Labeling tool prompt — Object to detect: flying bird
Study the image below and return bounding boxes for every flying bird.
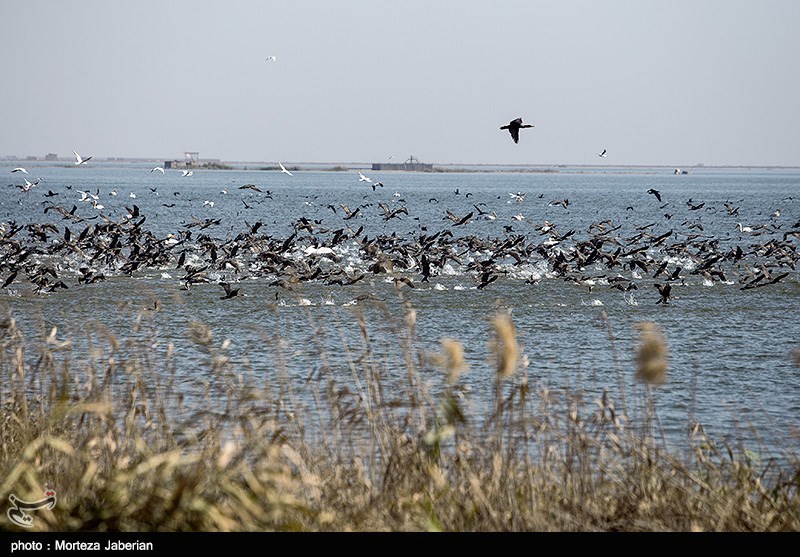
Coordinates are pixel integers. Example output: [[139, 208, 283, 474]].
[[150, 167, 165, 174], [219, 281, 240, 300], [181, 170, 193, 177], [73, 150, 92, 165], [654, 283, 672, 305], [358, 172, 373, 183], [278, 162, 294, 176], [646, 189, 662, 202], [500, 117, 534, 144], [11, 167, 28, 174], [266, 56, 277, 62]]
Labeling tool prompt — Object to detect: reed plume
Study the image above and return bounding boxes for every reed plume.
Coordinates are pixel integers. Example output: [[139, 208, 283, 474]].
[[635, 322, 668, 385]]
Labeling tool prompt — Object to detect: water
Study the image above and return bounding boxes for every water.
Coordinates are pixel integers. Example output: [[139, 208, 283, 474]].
[[2, 163, 799, 459]]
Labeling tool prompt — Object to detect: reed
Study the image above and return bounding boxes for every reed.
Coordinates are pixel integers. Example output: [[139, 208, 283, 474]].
[[0, 303, 798, 532]]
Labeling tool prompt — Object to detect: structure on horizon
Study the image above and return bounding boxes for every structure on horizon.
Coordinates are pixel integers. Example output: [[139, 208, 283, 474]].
[[165, 151, 200, 169], [372, 155, 433, 172]]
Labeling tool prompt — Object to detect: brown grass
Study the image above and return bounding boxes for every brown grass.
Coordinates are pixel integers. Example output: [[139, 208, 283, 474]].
[[0, 303, 798, 532]]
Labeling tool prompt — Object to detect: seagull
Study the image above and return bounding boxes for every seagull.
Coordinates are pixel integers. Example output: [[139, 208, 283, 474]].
[[11, 167, 28, 174], [18, 178, 36, 192], [358, 172, 373, 183], [509, 192, 526, 203], [73, 150, 92, 165], [266, 56, 277, 62], [598, 149, 608, 158], [278, 162, 294, 176], [500, 117, 534, 144], [150, 166, 165, 174], [181, 170, 193, 177]]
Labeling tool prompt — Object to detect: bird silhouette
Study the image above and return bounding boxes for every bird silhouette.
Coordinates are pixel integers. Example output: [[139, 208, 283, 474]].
[[500, 117, 533, 144], [647, 189, 662, 202]]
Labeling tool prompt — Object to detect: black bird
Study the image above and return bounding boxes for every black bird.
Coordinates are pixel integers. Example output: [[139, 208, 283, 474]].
[[219, 281, 240, 300], [500, 117, 534, 144], [452, 211, 473, 226], [2, 271, 18, 289], [647, 189, 662, 202], [654, 283, 672, 304]]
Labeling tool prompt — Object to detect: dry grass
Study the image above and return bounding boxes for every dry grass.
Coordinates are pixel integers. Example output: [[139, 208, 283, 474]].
[[0, 304, 798, 532]]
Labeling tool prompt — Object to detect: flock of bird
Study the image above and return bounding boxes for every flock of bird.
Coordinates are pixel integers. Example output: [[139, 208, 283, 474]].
[[2, 157, 798, 305]]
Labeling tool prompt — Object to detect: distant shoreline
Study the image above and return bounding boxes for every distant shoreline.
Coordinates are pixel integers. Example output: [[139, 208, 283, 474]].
[[3, 158, 799, 172]]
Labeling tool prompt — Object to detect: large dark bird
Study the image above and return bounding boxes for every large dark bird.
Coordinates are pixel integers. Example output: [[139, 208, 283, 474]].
[[646, 189, 662, 202], [500, 117, 533, 144], [654, 283, 672, 304], [219, 281, 240, 300]]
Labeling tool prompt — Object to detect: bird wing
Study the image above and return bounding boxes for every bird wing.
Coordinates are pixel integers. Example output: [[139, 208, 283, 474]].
[[73, 151, 82, 163], [509, 127, 520, 143]]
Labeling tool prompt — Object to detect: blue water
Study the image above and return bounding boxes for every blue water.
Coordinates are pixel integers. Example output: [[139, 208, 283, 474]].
[[2, 162, 799, 460]]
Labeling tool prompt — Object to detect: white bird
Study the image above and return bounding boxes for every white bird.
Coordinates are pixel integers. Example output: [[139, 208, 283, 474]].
[[110, 190, 118, 196], [181, 170, 193, 177], [509, 192, 526, 203], [771, 209, 781, 218], [19, 178, 35, 192], [598, 149, 608, 158], [150, 167, 165, 174], [278, 162, 294, 176], [203, 200, 215, 207], [736, 222, 753, 233], [77, 189, 99, 202], [358, 172, 373, 183], [11, 167, 28, 174], [512, 214, 525, 221], [129, 193, 137, 199], [266, 56, 277, 62], [73, 150, 92, 165]]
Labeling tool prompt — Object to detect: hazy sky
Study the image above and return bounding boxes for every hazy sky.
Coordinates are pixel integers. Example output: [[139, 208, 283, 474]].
[[3, 1, 799, 166]]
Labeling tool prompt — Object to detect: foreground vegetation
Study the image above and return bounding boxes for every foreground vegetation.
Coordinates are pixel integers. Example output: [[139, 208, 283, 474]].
[[0, 301, 798, 532]]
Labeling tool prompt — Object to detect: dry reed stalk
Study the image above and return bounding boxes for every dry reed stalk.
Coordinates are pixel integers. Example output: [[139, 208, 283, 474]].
[[490, 312, 519, 380], [635, 322, 668, 386], [432, 338, 468, 385]]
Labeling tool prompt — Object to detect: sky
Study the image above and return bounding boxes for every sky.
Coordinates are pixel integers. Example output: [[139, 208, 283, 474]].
[[2, 1, 799, 166]]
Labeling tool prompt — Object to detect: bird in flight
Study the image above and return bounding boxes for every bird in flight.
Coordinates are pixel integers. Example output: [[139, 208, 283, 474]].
[[181, 170, 193, 177], [266, 56, 277, 62], [358, 172, 373, 183], [278, 162, 294, 176], [500, 117, 533, 144], [150, 166, 165, 174], [598, 149, 608, 158], [11, 167, 28, 174], [646, 189, 662, 202], [73, 150, 92, 165]]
